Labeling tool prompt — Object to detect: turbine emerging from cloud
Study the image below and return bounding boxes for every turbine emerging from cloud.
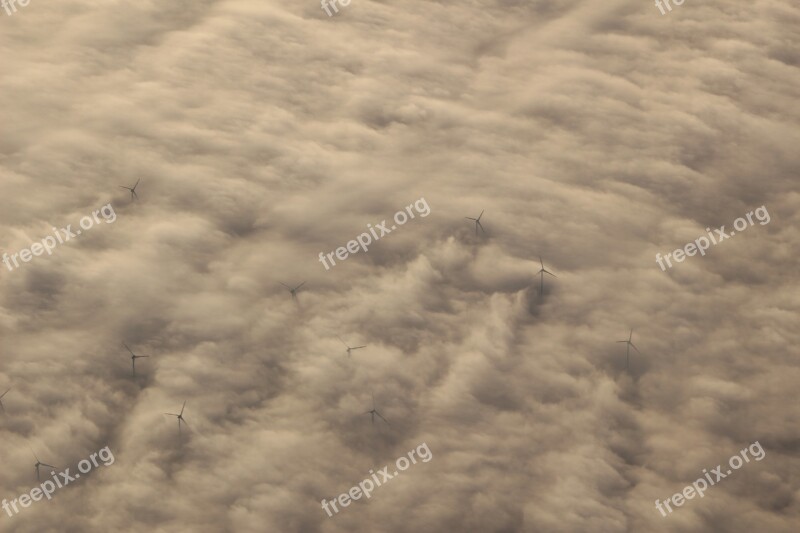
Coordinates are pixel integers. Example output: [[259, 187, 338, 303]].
[[337, 336, 366, 357], [279, 281, 306, 300], [119, 178, 140, 200], [465, 210, 486, 236], [122, 343, 150, 377], [616, 329, 641, 371], [0, 386, 10, 413], [536, 256, 557, 294], [365, 394, 389, 426], [32, 450, 56, 482], [164, 401, 189, 437]]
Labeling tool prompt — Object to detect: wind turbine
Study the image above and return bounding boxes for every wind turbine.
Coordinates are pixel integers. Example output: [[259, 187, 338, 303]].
[[32, 450, 56, 481], [119, 178, 140, 200], [0, 387, 10, 413], [616, 329, 641, 371], [536, 256, 557, 293], [337, 336, 366, 357], [123, 343, 150, 377], [365, 394, 389, 426], [164, 401, 188, 436], [465, 210, 486, 236], [279, 281, 306, 300]]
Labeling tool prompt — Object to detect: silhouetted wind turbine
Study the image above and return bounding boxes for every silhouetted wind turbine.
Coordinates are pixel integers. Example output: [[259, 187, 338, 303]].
[[280, 281, 306, 300], [536, 256, 557, 293], [164, 401, 188, 436], [123, 343, 149, 377], [119, 178, 140, 200], [0, 387, 10, 413], [365, 394, 389, 426], [32, 450, 56, 481], [616, 329, 641, 370], [465, 210, 486, 236], [337, 336, 366, 357]]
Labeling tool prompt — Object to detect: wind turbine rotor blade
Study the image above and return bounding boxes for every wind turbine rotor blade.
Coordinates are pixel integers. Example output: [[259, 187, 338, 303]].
[[41, 463, 56, 469], [630, 343, 641, 353], [279, 282, 291, 289], [352, 346, 366, 350], [180, 401, 186, 416], [134, 178, 140, 188], [376, 412, 390, 426], [0, 387, 10, 398], [465, 217, 476, 221], [295, 281, 306, 290], [123, 343, 136, 356]]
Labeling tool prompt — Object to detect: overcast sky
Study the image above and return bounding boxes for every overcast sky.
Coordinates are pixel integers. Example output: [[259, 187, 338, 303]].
[[1, 0, 799, 532]]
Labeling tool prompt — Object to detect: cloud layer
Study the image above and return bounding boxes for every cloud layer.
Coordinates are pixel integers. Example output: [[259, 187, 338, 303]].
[[1, 1, 798, 532]]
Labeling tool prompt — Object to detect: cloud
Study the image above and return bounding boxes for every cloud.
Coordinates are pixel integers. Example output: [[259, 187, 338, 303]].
[[0, 0, 798, 531]]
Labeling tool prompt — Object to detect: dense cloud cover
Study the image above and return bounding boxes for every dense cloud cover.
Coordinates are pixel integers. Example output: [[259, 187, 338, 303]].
[[1, 0, 798, 532]]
